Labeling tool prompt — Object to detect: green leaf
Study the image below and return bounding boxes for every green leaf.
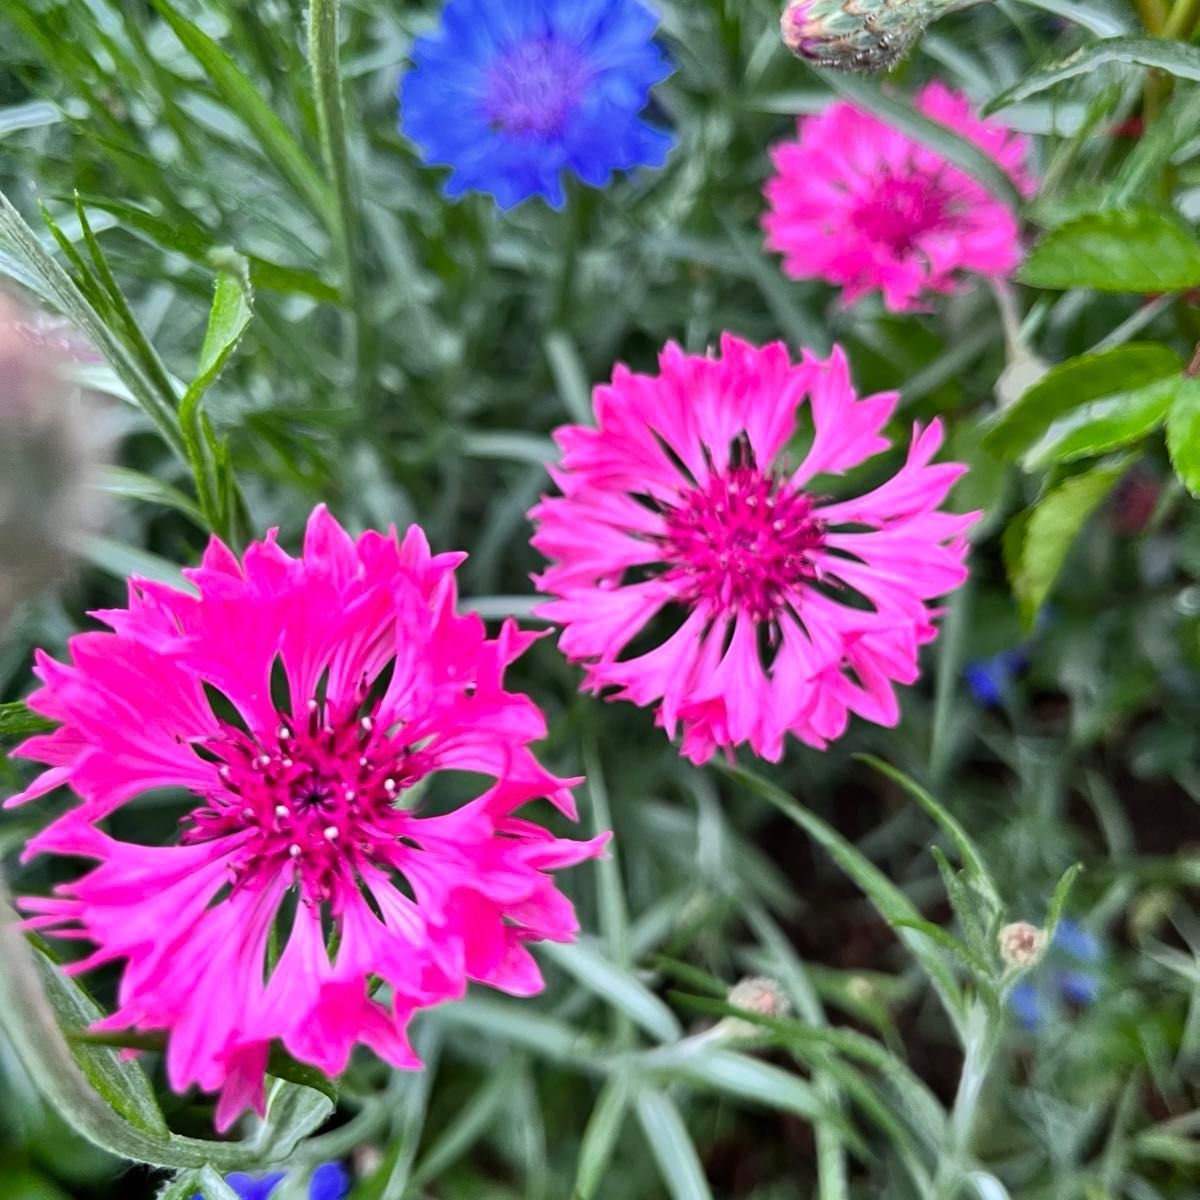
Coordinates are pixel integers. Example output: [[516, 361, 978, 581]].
[[855, 755, 1002, 912], [719, 764, 965, 1031], [1044, 863, 1085, 939], [0, 701, 55, 738], [539, 940, 682, 1044], [1167, 377, 1200, 496], [76, 535, 189, 589], [1005, 457, 1131, 628], [148, 0, 334, 227], [1018, 210, 1200, 293], [1107, 87, 1200, 208], [94, 466, 206, 525], [985, 37, 1200, 112], [30, 946, 168, 1138], [189, 268, 254, 407], [634, 1088, 714, 1200], [984, 344, 1182, 463], [573, 1073, 634, 1200]]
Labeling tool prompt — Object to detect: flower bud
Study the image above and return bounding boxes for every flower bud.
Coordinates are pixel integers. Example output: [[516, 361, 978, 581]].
[[780, 0, 965, 72], [0, 295, 103, 630], [998, 921, 1048, 970], [716, 976, 791, 1040]]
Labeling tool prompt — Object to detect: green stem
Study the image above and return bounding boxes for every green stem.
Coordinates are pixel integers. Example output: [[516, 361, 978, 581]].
[[308, 0, 371, 408], [1163, 0, 1200, 39]]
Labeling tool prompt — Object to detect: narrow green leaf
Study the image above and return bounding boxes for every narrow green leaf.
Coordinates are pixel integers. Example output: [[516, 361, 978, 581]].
[[1044, 863, 1085, 939], [985, 36, 1200, 112], [984, 341, 1177, 464], [95, 466, 206, 525], [1107, 87, 1200, 207], [1005, 457, 1130, 628], [856, 755, 1002, 910], [76, 535, 189, 589], [540, 940, 682, 1044], [719, 764, 965, 1029], [0, 701, 55, 738], [1018, 210, 1200, 293], [192, 269, 254, 402], [572, 1073, 633, 1200], [149, 0, 334, 226], [634, 1088, 714, 1200], [544, 330, 594, 425], [428, 996, 598, 1064], [31, 947, 168, 1137], [1167, 377, 1200, 496]]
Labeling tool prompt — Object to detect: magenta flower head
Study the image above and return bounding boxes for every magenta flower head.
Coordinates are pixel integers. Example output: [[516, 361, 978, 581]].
[[530, 335, 976, 764], [8, 507, 606, 1129], [763, 82, 1035, 312]]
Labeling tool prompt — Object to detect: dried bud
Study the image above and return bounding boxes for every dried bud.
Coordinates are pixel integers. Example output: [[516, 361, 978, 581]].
[[780, 0, 975, 72], [0, 295, 104, 630], [998, 921, 1048, 970]]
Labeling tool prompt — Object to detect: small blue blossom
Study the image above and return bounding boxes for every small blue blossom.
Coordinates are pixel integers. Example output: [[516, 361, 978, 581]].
[[196, 1163, 349, 1200], [964, 647, 1028, 708], [399, 0, 675, 208], [1009, 918, 1103, 1031]]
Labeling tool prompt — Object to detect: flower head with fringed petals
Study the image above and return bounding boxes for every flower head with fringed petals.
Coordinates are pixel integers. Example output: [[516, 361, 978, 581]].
[[530, 334, 977, 764], [9, 507, 605, 1129], [398, 0, 674, 209], [763, 82, 1034, 312]]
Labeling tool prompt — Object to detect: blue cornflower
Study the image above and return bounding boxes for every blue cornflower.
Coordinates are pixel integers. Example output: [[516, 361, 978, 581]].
[[197, 1163, 350, 1200], [399, 0, 675, 208], [964, 647, 1028, 708], [1009, 918, 1102, 1031]]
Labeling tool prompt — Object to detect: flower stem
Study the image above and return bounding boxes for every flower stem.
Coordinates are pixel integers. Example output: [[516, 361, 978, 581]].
[[308, 0, 372, 409], [1163, 0, 1200, 39]]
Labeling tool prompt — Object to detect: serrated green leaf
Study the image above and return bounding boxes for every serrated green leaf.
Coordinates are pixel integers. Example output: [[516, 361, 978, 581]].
[[634, 1088, 713, 1200], [1167, 377, 1200, 496], [1005, 457, 1131, 628], [1018, 210, 1200, 293], [985, 36, 1200, 112]]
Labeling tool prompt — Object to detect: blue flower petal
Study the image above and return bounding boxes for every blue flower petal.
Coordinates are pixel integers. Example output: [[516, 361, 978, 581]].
[[1058, 969, 1100, 1006], [1053, 918, 1102, 964], [398, 0, 675, 207], [309, 1162, 352, 1200], [1008, 980, 1044, 1031]]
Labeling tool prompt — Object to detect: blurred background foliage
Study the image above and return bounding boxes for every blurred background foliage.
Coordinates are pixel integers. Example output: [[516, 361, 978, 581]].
[[1, 0, 1200, 1197]]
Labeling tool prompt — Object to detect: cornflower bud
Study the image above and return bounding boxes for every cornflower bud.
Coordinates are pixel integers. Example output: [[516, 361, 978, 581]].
[[998, 921, 1048, 970]]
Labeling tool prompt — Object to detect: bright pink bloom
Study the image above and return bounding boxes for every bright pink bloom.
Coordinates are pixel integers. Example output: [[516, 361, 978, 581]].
[[9, 507, 604, 1130], [530, 335, 976, 764], [763, 82, 1035, 312]]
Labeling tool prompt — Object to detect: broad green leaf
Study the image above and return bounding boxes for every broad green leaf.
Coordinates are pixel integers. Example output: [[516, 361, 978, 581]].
[[634, 1088, 714, 1200], [148, 0, 334, 227], [985, 37, 1200, 112], [984, 344, 1182, 461], [1018, 210, 1200, 293], [540, 940, 681, 1044], [573, 1074, 634, 1200], [31, 947, 168, 1138], [1167, 377, 1200, 496], [1005, 457, 1131, 628], [0, 701, 54, 738]]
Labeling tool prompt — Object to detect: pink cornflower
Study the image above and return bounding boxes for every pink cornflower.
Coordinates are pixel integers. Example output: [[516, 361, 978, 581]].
[[8, 506, 605, 1129], [530, 334, 976, 764], [763, 82, 1035, 312]]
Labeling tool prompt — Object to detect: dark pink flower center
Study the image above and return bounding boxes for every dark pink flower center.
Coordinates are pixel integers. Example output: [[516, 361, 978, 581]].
[[852, 174, 949, 254], [185, 697, 421, 902], [483, 37, 590, 137], [659, 463, 825, 621]]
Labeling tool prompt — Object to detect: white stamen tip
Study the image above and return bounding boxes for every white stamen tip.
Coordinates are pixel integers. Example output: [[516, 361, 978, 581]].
[[256, 754, 271, 768], [277, 725, 291, 739], [323, 826, 339, 841], [359, 756, 369, 767], [307, 698, 319, 711], [288, 843, 302, 858], [275, 804, 289, 818], [219, 765, 231, 778], [360, 716, 374, 731], [344, 789, 357, 801], [281, 758, 293, 768], [384, 778, 397, 794]]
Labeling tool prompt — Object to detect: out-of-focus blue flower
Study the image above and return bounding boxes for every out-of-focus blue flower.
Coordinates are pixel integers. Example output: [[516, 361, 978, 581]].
[[1009, 918, 1103, 1031], [197, 1163, 350, 1200], [398, 0, 675, 208], [964, 647, 1028, 707]]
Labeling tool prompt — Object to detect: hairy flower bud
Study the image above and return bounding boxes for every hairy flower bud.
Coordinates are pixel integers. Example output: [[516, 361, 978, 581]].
[[716, 976, 792, 1040], [780, 0, 973, 72], [0, 296, 103, 630], [998, 921, 1048, 970]]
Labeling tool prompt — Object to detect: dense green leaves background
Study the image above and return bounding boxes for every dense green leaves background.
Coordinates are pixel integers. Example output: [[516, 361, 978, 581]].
[[1, 0, 1200, 1197]]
